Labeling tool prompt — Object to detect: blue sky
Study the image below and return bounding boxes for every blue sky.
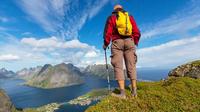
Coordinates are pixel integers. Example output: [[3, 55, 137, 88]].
[[0, 0, 200, 71]]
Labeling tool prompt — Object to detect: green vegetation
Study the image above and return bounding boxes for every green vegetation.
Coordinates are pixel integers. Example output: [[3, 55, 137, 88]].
[[82, 89, 108, 98], [11, 103, 60, 112], [69, 88, 108, 106], [191, 60, 200, 66], [22, 103, 60, 112], [26, 75, 51, 89], [86, 77, 200, 112]]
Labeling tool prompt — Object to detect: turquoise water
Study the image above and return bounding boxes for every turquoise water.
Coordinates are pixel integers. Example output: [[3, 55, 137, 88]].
[[0, 69, 169, 112]]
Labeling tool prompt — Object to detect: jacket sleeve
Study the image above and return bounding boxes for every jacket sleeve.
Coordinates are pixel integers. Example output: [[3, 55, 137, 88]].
[[103, 16, 113, 47], [130, 16, 141, 46]]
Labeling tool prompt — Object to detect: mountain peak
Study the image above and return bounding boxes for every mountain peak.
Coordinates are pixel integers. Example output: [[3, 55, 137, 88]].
[[38, 64, 52, 75], [57, 62, 67, 66], [43, 64, 52, 68], [24, 62, 84, 88], [0, 68, 16, 78], [55, 63, 74, 69], [0, 68, 7, 72]]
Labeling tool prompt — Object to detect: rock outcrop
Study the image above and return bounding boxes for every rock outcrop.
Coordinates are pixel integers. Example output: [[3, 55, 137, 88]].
[[168, 60, 200, 79], [0, 89, 17, 112]]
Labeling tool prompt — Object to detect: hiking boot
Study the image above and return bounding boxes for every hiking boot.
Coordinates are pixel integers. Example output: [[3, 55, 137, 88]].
[[111, 89, 126, 99], [131, 93, 137, 98], [111, 92, 126, 99], [131, 88, 137, 98]]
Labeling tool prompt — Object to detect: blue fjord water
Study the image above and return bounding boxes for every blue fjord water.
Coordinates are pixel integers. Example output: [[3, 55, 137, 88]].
[[0, 69, 169, 112]]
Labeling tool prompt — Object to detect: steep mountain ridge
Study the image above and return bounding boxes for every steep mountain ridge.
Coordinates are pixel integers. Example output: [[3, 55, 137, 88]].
[[17, 66, 42, 80], [0, 68, 16, 78], [25, 63, 84, 88]]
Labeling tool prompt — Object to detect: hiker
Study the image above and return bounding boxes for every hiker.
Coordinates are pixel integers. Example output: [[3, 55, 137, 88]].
[[103, 5, 141, 99]]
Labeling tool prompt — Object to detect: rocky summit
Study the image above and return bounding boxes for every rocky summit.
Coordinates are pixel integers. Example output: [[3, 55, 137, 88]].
[[168, 60, 200, 79]]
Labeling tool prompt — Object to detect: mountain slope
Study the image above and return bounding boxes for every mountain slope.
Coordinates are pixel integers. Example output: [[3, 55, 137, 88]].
[[86, 77, 200, 112], [25, 63, 84, 88], [17, 66, 42, 80], [0, 89, 18, 112], [86, 60, 200, 112]]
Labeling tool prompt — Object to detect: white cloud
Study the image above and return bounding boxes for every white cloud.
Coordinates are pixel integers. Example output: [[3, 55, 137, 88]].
[[85, 51, 98, 58], [88, 0, 109, 19], [142, 0, 200, 39], [0, 54, 20, 61], [137, 35, 200, 68], [0, 35, 101, 70], [21, 37, 59, 48], [21, 37, 91, 49], [0, 24, 105, 71], [1, 34, 200, 71], [18, 0, 109, 40]]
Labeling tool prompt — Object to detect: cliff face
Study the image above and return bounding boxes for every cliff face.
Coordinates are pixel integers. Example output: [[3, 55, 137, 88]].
[[0, 89, 16, 112], [25, 63, 84, 88], [17, 66, 42, 80], [168, 60, 200, 79]]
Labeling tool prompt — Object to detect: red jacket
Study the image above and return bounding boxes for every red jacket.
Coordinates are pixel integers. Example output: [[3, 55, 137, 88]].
[[103, 11, 141, 46]]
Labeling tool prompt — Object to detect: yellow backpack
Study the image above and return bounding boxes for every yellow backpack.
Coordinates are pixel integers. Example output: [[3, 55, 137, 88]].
[[116, 11, 132, 36]]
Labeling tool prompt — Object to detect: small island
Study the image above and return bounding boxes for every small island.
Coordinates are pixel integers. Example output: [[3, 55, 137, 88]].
[[68, 88, 108, 106]]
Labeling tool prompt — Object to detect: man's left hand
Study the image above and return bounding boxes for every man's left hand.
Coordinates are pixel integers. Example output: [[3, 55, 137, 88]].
[[103, 44, 107, 50]]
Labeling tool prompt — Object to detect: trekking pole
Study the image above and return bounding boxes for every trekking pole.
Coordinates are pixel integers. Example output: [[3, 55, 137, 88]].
[[104, 48, 111, 92]]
